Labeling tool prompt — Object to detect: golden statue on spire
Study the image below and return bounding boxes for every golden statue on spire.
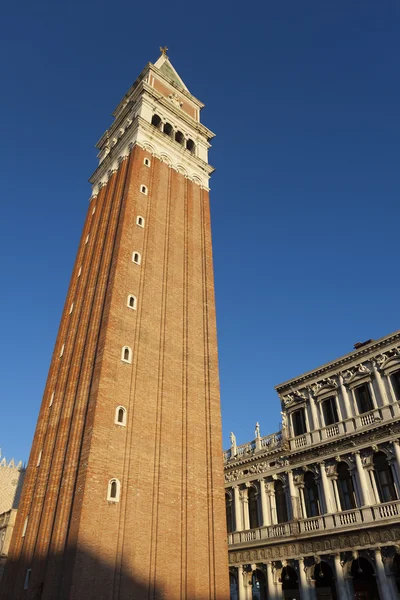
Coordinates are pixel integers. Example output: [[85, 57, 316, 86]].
[[160, 46, 168, 56]]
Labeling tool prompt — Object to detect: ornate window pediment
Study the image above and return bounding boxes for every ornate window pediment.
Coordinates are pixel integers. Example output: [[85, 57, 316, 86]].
[[375, 349, 400, 375], [343, 364, 371, 387], [282, 390, 307, 408], [310, 378, 338, 400]]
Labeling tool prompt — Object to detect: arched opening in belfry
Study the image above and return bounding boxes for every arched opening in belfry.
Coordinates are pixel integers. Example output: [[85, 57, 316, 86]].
[[252, 569, 267, 600], [314, 561, 337, 600], [351, 556, 379, 600], [163, 122, 173, 137], [275, 479, 288, 524], [151, 114, 162, 128], [175, 130, 185, 145], [373, 451, 397, 502], [186, 138, 195, 153], [304, 471, 320, 517], [281, 565, 299, 599], [337, 462, 357, 510]]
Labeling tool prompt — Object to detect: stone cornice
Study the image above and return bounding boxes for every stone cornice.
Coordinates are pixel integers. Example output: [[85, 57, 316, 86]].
[[275, 331, 400, 394]]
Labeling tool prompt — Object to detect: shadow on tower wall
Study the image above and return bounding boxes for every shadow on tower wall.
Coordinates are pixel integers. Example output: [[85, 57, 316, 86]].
[[0, 546, 230, 600]]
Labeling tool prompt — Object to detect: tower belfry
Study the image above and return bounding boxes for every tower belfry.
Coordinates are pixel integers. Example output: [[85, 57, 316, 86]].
[[1, 51, 228, 599]]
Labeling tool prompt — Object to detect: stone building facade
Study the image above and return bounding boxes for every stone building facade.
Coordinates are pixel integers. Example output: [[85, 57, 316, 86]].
[[225, 331, 400, 600], [0, 456, 25, 583]]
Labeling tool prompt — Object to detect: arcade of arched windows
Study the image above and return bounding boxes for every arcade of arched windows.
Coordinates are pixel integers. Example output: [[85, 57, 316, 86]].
[[150, 113, 196, 155], [225, 442, 400, 535], [229, 548, 400, 600]]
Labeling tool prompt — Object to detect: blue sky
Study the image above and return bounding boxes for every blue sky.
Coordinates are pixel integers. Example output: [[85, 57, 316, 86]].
[[1, 1, 399, 462]]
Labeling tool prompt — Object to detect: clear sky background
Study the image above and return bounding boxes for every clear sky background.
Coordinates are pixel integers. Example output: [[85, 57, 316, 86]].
[[1, 1, 399, 463]]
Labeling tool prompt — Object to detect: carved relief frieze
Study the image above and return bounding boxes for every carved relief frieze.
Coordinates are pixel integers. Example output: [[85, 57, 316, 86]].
[[228, 526, 400, 564]]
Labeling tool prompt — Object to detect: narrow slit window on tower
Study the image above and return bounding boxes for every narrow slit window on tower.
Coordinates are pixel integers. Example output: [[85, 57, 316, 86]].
[[36, 450, 42, 467], [85, 234, 89, 244], [132, 252, 141, 265], [24, 569, 31, 590], [78, 266, 82, 277], [144, 158, 151, 167], [22, 516, 29, 537], [121, 346, 132, 364], [107, 478, 121, 502], [186, 139, 195, 154], [127, 295, 137, 310], [92, 205, 96, 215], [59, 344, 65, 358], [115, 406, 127, 426], [69, 302, 74, 314], [49, 391, 55, 407], [140, 185, 148, 195], [175, 131, 185, 145], [136, 216, 144, 228]]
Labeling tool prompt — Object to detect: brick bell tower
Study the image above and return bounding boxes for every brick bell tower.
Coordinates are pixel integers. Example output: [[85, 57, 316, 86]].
[[1, 49, 229, 599]]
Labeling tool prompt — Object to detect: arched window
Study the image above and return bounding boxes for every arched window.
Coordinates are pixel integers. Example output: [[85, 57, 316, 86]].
[[186, 139, 195, 154], [275, 480, 288, 523], [144, 158, 151, 167], [281, 565, 299, 595], [163, 122, 173, 137], [337, 462, 356, 510], [354, 383, 374, 414], [136, 216, 145, 228], [374, 452, 397, 502], [292, 408, 307, 436], [391, 370, 400, 401], [121, 346, 132, 363], [115, 406, 127, 426], [314, 562, 337, 597], [248, 486, 259, 529], [140, 185, 148, 195], [107, 478, 121, 502], [151, 114, 162, 128], [175, 131, 185, 145], [252, 569, 267, 600], [132, 252, 141, 265], [225, 493, 233, 533], [304, 471, 320, 517], [322, 396, 339, 425], [351, 557, 379, 600], [127, 295, 137, 310]]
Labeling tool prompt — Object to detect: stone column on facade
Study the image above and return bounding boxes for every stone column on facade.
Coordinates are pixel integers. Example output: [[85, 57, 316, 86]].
[[333, 554, 350, 600], [338, 373, 353, 421], [237, 565, 246, 600], [299, 485, 307, 519], [371, 359, 389, 405], [287, 470, 299, 519], [308, 389, 320, 431], [366, 462, 380, 504], [298, 557, 311, 600], [319, 462, 334, 514], [354, 451, 371, 506], [259, 478, 270, 527], [233, 485, 243, 532], [241, 487, 250, 530], [391, 440, 400, 495], [268, 485, 277, 525], [331, 476, 341, 512], [374, 548, 394, 600], [266, 562, 276, 600]]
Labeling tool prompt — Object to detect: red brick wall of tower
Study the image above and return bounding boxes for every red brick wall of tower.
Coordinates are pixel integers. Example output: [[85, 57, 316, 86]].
[[0, 145, 229, 600]]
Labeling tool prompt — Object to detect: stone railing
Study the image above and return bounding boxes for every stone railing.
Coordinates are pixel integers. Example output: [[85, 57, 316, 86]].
[[288, 405, 397, 451], [228, 499, 400, 546], [224, 432, 282, 463]]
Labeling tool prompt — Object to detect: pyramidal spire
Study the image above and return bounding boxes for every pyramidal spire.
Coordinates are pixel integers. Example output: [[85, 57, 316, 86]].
[[153, 46, 189, 92]]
